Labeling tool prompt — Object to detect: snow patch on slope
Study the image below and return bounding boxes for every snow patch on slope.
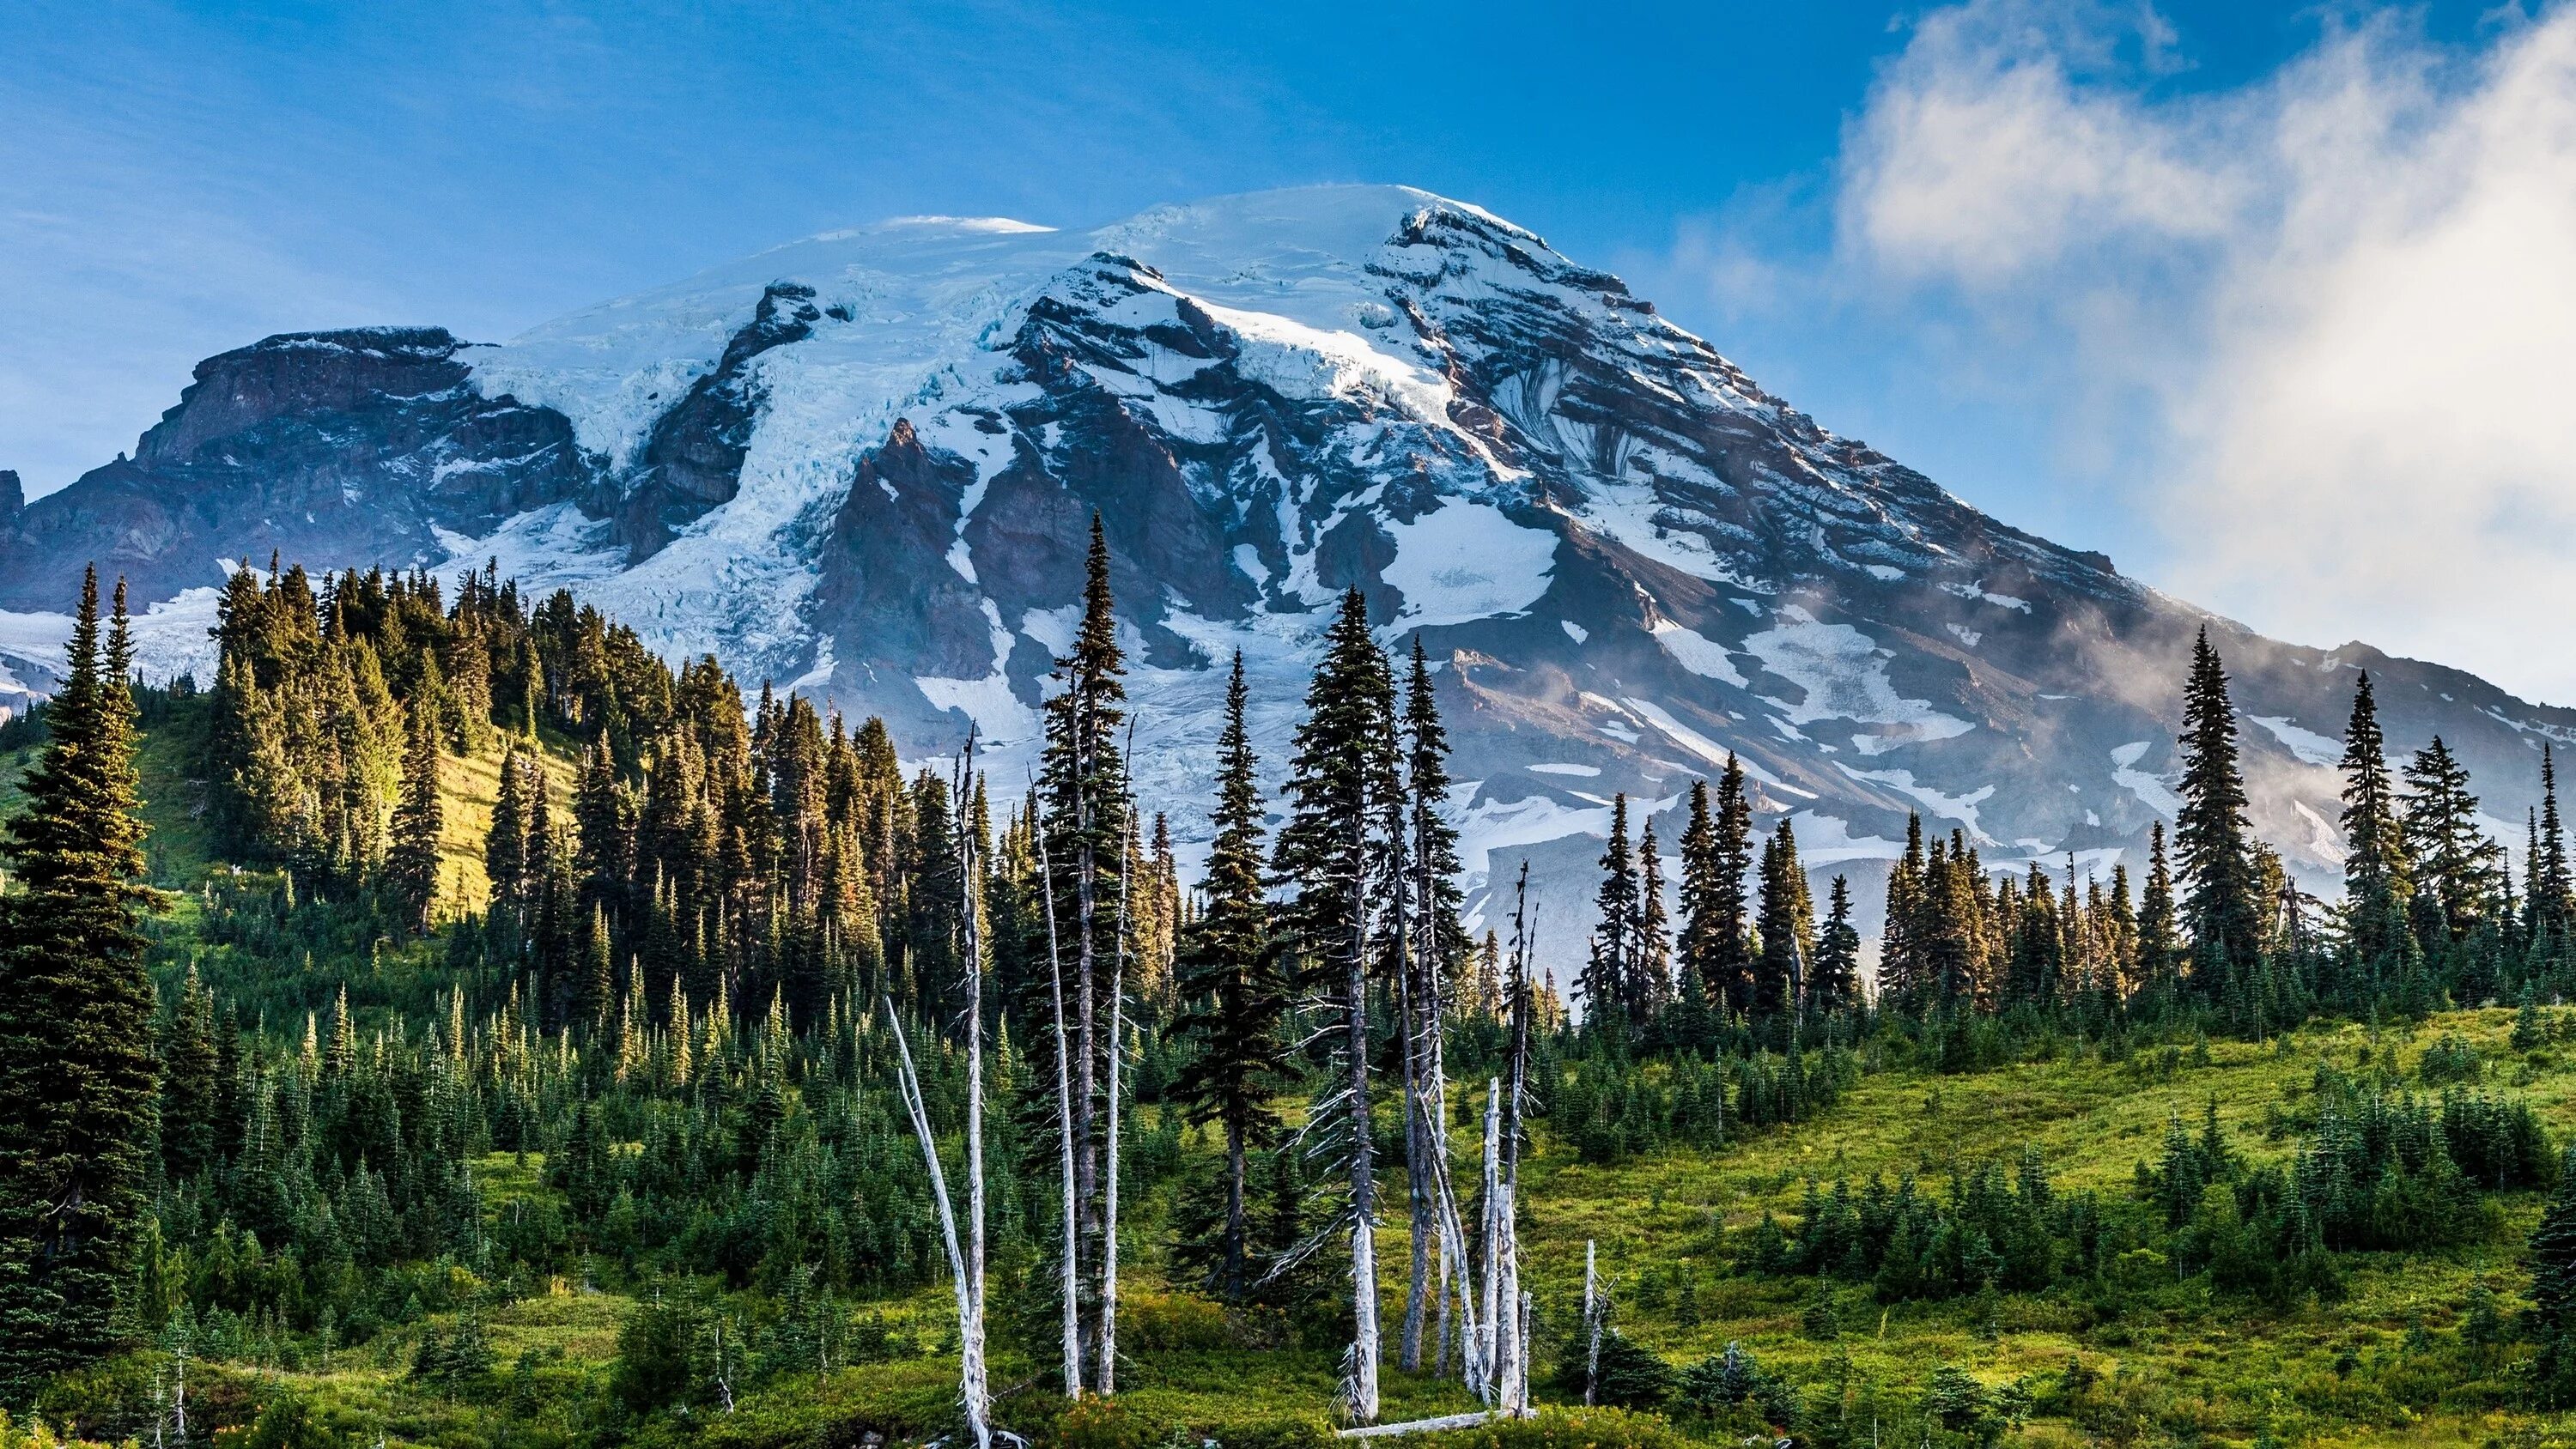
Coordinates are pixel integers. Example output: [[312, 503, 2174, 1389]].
[[1651, 620, 1747, 687], [2111, 741, 2184, 816], [1741, 607, 1972, 750], [2250, 714, 2341, 767], [1382, 500, 1558, 627]]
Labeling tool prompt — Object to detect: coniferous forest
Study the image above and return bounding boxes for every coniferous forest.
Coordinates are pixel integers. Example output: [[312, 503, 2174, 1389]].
[[12, 531, 2576, 1449]]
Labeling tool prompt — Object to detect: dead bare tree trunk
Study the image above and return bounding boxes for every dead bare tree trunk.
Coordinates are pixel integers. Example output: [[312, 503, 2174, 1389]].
[[886, 1003, 989, 1449], [1101, 792, 1137, 1396], [1583, 1240, 1601, 1407], [1343, 804, 1382, 1424], [1032, 803, 1084, 1398], [1399, 896, 1430, 1373], [957, 743, 992, 1442], [1495, 864, 1533, 1415]]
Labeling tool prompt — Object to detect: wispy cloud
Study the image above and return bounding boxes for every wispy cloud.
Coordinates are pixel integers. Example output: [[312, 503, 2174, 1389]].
[[1810, 0, 2576, 702]]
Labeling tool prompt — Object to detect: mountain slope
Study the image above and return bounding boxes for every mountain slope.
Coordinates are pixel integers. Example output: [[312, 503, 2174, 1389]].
[[3, 185, 2564, 949]]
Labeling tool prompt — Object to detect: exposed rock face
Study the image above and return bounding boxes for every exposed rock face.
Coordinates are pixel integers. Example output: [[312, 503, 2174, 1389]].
[[0, 328, 595, 610], [8, 186, 2569, 950], [613, 281, 823, 557]]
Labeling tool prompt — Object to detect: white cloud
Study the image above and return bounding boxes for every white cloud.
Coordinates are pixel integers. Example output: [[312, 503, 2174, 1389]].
[[1824, 0, 2576, 704]]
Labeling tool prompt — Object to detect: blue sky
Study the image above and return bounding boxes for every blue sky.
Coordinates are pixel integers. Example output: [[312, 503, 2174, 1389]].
[[8, 0, 2573, 696]]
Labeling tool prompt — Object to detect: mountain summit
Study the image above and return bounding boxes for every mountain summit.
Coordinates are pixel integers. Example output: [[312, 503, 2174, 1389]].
[[1, 185, 2561, 937]]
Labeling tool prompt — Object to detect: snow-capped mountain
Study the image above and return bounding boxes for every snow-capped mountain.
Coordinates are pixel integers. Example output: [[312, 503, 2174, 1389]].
[[3, 185, 2567, 947]]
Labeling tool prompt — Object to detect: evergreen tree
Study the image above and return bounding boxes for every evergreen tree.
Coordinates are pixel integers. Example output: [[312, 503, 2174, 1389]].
[[2532, 1144, 2576, 1393], [1633, 817, 1672, 1019], [0, 569, 159, 1391], [1753, 819, 1815, 1018], [2538, 745, 2573, 968], [2337, 672, 2413, 981], [160, 963, 221, 1182], [1584, 795, 1637, 1030], [1684, 756, 1755, 1011], [388, 700, 445, 932], [1270, 587, 1400, 1420], [1811, 876, 1862, 1015], [1171, 653, 1287, 1300], [2139, 822, 2180, 997], [2175, 630, 2259, 995], [1036, 512, 1130, 1377], [2404, 736, 2502, 957], [487, 748, 532, 908]]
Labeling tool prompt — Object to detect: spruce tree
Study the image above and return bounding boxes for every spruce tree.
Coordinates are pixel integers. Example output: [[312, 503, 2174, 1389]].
[[0, 569, 159, 1391], [1584, 795, 1637, 1030], [388, 700, 445, 932], [1810, 876, 1862, 1014], [159, 963, 221, 1182], [487, 748, 532, 908], [2403, 736, 2501, 955], [2174, 629, 2259, 995], [1171, 653, 1286, 1300], [1633, 817, 1672, 1020], [1685, 756, 1754, 1011], [2139, 821, 2180, 997], [2539, 745, 2573, 968], [2337, 671, 2413, 982], [1753, 819, 1814, 1018], [1271, 587, 1400, 1421], [1036, 512, 1129, 1374], [2531, 1143, 2576, 1393]]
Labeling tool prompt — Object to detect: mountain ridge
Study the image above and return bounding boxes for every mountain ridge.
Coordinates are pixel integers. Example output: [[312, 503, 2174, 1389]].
[[1, 183, 2563, 948]]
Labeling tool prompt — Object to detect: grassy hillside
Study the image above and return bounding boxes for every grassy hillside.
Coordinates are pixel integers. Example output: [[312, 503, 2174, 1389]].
[[74, 1004, 2573, 1449]]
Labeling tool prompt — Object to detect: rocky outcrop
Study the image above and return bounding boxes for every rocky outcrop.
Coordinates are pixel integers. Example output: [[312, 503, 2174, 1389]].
[[0, 328, 596, 611], [611, 282, 822, 557]]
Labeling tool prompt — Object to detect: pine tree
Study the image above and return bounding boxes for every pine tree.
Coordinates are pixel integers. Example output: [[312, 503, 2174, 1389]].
[[2139, 822, 2180, 997], [1753, 819, 1814, 1018], [1633, 817, 1672, 1019], [487, 747, 532, 908], [1811, 876, 1862, 1015], [160, 963, 221, 1182], [2539, 745, 2573, 968], [1172, 653, 1287, 1301], [2404, 737, 2501, 956], [388, 700, 446, 932], [2337, 672, 2413, 982], [1583, 796, 1637, 1031], [1685, 757, 1755, 1012], [1271, 588, 1400, 1422], [2531, 1144, 2576, 1391], [1036, 513, 1130, 1380], [0, 569, 160, 1391], [2175, 629, 2259, 996]]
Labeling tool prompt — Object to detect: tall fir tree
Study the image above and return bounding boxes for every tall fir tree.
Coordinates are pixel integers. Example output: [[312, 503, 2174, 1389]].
[[1684, 756, 1755, 1011], [2537, 745, 2573, 972], [2174, 628, 2260, 995], [1583, 795, 1638, 1030], [1753, 819, 1815, 1018], [1270, 588, 1400, 1422], [0, 569, 159, 1391], [2403, 736, 2501, 955], [2337, 671, 2414, 980], [387, 700, 446, 932], [1036, 512, 1130, 1382], [1810, 876, 1862, 1014], [1632, 817, 1672, 1019], [2138, 821, 2180, 997], [1170, 653, 1287, 1301]]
